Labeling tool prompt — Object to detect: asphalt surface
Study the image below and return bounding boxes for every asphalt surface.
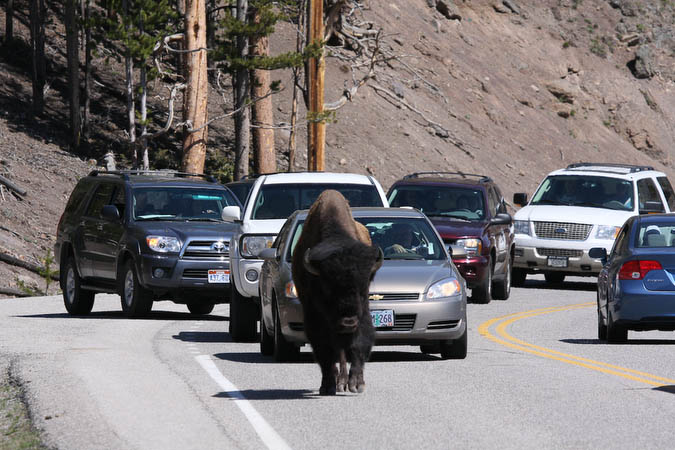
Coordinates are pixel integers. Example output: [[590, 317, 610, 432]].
[[1, 274, 674, 449]]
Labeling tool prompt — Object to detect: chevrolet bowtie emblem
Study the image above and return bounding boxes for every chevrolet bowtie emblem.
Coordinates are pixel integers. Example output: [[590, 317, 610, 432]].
[[369, 294, 384, 301]]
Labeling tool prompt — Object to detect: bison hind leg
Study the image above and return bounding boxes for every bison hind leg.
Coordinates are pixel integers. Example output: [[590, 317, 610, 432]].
[[348, 371, 366, 393], [337, 350, 348, 392]]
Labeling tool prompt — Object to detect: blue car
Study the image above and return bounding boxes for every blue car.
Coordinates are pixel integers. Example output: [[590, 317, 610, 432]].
[[590, 214, 675, 343]]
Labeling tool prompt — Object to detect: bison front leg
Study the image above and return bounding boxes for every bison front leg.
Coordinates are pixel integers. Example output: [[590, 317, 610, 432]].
[[347, 320, 375, 393], [312, 342, 339, 395], [337, 350, 348, 392]]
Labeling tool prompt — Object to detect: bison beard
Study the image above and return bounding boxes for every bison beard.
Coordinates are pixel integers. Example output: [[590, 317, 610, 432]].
[[292, 190, 383, 395]]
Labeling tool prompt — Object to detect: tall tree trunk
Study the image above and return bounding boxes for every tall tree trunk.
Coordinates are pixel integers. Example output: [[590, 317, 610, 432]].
[[182, 0, 209, 174], [233, 0, 250, 180], [306, 0, 325, 171], [250, 8, 276, 174], [29, 0, 46, 116], [5, 0, 14, 44], [82, 0, 92, 144], [65, 0, 81, 150], [123, 0, 136, 164], [288, 0, 306, 172], [139, 64, 149, 170]]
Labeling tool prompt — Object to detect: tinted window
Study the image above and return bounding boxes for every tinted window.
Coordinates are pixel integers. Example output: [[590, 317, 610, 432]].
[[636, 223, 675, 248], [85, 183, 115, 218], [389, 185, 485, 220], [657, 177, 675, 212], [252, 183, 383, 220], [637, 178, 665, 212], [64, 178, 95, 215], [132, 187, 239, 220], [227, 182, 253, 206], [531, 175, 633, 211]]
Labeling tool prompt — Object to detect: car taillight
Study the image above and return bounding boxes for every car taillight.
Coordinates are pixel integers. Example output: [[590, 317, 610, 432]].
[[618, 260, 662, 280]]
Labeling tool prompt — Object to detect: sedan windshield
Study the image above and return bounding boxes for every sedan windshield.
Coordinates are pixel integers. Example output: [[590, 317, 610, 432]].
[[132, 187, 239, 220], [531, 175, 633, 211], [389, 186, 485, 220], [287, 217, 446, 261]]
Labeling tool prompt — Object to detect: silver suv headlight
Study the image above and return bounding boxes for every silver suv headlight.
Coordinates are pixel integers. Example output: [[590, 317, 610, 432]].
[[514, 220, 531, 236], [240, 235, 276, 258], [427, 278, 462, 299], [146, 236, 181, 253], [595, 225, 620, 240]]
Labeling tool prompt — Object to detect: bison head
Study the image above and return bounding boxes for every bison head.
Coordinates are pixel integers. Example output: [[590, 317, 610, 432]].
[[302, 238, 383, 333]]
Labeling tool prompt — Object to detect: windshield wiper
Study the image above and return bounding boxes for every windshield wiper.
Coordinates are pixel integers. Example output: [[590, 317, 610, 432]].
[[425, 213, 470, 221], [183, 218, 223, 222], [135, 215, 178, 221], [532, 199, 567, 205]]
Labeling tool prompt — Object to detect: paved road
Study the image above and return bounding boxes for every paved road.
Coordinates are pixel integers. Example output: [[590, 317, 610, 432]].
[[1, 275, 674, 449]]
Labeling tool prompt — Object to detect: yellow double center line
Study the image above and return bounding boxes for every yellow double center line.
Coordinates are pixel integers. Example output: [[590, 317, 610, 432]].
[[478, 302, 675, 387]]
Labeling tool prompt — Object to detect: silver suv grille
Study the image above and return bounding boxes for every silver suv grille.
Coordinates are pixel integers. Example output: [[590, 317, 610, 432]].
[[533, 222, 592, 240], [182, 240, 230, 260], [536, 248, 583, 258]]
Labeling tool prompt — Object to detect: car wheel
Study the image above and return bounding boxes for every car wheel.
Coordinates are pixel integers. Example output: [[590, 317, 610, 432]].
[[606, 307, 627, 343], [187, 303, 214, 315], [471, 256, 492, 304], [597, 293, 607, 341], [544, 272, 565, 285], [273, 300, 299, 362], [260, 296, 274, 356], [492, 256, 511, 300], [120, 260, 153, 317], [439, 328, 467, 360], [229, 283, 258, 342], [62, 257, 95, 315], [511, 268, 527, 287]]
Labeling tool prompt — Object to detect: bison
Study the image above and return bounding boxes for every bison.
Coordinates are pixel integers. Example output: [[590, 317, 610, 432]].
[[291, 190, 383, 395]]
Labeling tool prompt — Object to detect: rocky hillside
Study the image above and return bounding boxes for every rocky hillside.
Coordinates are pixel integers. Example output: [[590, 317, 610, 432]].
[[1, 0, 674, 296]]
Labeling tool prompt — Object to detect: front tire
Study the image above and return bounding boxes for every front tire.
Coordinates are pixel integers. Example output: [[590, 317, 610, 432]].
[[439, 328, 467, 360], [273, 300, 299, 362], [62, 257, 95, 315], [471, 256, 492, 304], [229, 283, 258, 342], [492, 256, 511, 300], [260, 296, 274, 356], [120, 260, 153, 317], [597, 293, 607, 341]]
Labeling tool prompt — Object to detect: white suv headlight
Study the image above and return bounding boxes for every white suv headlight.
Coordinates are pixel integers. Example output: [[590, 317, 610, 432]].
[[514, 220, 531, 236], [241, 235, 276, 258], [146, 236, 181, 253], [595, 225, 620, 240], [427, 278, 461, 299]]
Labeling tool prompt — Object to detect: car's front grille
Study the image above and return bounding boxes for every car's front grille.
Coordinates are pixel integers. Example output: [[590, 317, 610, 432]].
[[427, 320, 460, 330], [182, 269, 208, 279], [533, 222, 592, 240], [377, 313, 416, 331], [536, 248, 584, 258], [182, 240, 230, 260], [368, 292, 420, 301]]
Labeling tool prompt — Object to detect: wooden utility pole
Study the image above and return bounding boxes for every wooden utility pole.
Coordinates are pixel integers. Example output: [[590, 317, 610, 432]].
[[307, 0, 325, 171]]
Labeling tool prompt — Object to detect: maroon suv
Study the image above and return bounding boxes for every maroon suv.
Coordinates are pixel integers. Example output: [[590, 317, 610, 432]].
[[387, 172, 514, 303]]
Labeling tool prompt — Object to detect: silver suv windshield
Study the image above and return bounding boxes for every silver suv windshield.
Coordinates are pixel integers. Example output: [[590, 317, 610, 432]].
[[251, 183, 382, 220], [132, 187, 239, 221], [530, 175, 633, 211]]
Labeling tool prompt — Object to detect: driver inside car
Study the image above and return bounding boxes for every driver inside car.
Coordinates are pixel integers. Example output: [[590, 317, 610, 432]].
[[384, 223, 422, 255]]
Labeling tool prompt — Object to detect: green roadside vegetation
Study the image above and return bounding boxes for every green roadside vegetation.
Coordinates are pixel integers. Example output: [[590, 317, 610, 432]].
[[0, 368, 45, 450]]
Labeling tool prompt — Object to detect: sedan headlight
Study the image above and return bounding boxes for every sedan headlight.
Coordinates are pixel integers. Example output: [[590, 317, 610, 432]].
[[146, 236, 181, 253], [595, 225, 620, 240], [514, 220, 531, 236], [427, 278, 462, 299], [241, 235, 276, 258], [455, 238, 482, 257]]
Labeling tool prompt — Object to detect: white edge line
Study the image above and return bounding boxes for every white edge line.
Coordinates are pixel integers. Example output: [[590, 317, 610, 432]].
[[196, 355, 293, 450]]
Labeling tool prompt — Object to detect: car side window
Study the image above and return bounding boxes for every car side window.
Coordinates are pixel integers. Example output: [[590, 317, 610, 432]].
[[112, 185, 126, 217], [610, 224, 630, 258], [273, 217, 293, 250], [84, 183, 115, 219], [657, 176, 675, 212], [637, 178, 665, 212], [487, 187, 499, 217]]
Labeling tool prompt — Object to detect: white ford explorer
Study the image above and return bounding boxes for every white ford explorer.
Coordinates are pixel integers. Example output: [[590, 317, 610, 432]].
[[511, 163, 675, 286], [221, 171, 389, 341]]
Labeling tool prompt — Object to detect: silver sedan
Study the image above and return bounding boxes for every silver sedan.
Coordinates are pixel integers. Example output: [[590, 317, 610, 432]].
[[259, 207, 468, 361]]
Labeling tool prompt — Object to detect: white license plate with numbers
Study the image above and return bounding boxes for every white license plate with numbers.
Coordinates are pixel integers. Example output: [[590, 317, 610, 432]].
[[371, 309, 394, 328], [547, 257, 568, 268], [208, 269, 230, 283]]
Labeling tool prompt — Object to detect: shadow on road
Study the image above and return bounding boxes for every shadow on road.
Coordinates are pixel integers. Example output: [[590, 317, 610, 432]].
[[214, 389, 317, 400], [520, 279, 597, 292], [214, 351, 315, 364], [653, 385, 675, 395], [174, 331, 231, 343], [17, 310, 227, 321], [561, 338, 675, 345]]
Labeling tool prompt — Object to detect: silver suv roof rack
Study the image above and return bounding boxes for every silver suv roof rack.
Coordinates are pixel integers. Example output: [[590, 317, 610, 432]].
[[565, 163, 654, 174]]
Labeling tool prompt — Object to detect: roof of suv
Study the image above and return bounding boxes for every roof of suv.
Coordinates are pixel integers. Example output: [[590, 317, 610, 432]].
[[87, 170, 224, 188], [549, 163, 665, 179], [392, 171, 493, 187], [256, 171, 380, 185]]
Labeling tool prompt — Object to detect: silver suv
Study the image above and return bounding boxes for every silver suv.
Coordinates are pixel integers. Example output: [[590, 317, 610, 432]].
[[512, 163, 675, 286], [222, 172, 389, 341]]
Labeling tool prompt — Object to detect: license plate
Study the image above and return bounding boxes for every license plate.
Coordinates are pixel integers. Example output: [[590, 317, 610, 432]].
[[207, 269, 230, 283], [547, 256, 568, 268], [371, 309, 394, 328]]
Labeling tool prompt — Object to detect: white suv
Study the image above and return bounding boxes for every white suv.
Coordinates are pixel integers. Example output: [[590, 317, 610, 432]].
[[512, 163, 675, 286], [222, 171, 389, 341]]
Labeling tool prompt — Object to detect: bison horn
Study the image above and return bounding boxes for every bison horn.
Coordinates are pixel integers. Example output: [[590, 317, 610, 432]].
[[303, 248, 321, 276], [372, 247, 384, 273]]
